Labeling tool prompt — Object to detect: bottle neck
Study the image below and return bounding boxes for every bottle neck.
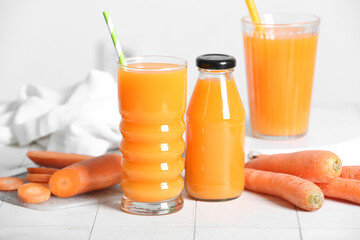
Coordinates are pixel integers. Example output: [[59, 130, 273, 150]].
[[198, 68, 234, 81]]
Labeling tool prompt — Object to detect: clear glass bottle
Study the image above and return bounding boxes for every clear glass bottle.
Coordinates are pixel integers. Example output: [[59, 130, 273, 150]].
[[185, 54, 246, 200]]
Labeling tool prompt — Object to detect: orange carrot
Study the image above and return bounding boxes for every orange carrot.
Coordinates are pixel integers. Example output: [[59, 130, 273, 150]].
[[0, 177, 25, 191], [245, 168, 324, 211], [26, 151, 93, 168], [25, 174, 52, 183], [27, 167, 58, 174], [340, 166, 360, 180], [246, 150, 342, 183], [18, 183, 51, 203], [49, 154, 123, 198], [316, 178, 360, 204]]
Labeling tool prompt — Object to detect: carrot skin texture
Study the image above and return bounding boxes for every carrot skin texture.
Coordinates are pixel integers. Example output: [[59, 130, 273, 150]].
[[27, 167, 58, 174], [340, 166, 360, 180], [316, 178, 360, 204], [245, 168, 324, 211], [246, 150, 342, 183], [49, 154, 123, 198], [26, 151, 93, 168], [26, 174, 52, 183]]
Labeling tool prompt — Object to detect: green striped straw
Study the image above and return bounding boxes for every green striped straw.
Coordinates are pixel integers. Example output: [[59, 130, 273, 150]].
[[103, 10, 127, 66]]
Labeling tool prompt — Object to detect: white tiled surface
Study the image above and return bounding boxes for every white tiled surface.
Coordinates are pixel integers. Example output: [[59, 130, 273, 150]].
[[298, 199, 360, 229], [91, 226, 194, 240], [196, 196, 299, 228], [195, 227, 301, 240], [1, 105, 360, 240], [0, 201, 98, 227], [0, 226, 90, 240], [301, 229, 360, 240]]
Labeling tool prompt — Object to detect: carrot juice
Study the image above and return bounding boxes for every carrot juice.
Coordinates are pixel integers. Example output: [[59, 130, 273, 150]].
[[118, 56, 187, 215], [242, 14, 320, 138], [186, 54, 245, 200]]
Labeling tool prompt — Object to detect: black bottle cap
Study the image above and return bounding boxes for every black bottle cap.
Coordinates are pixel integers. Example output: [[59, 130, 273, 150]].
[[196, 54, 236, 70]]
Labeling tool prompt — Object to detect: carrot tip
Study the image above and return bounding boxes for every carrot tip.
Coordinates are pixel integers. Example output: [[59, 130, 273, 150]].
[[308, 192, 324, 210], [333, 159, 341, 172]]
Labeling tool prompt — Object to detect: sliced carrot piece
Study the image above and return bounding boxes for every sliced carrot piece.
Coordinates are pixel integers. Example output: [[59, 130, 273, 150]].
[[18, 183, 51, 203], [26, 151, 92, 168], [25, 174, 52, 183], [0, 177, 25, 191], [27, 167, 58, 174]]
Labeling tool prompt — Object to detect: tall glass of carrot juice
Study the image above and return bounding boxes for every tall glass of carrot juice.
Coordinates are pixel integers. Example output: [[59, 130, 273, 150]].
[[118, 56, 187, 215], [242, 14, 320, 139]]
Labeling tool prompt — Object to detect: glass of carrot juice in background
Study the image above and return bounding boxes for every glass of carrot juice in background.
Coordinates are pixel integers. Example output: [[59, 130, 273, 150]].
[[242, 14, 320, 139], [118, 56, 187, 215]]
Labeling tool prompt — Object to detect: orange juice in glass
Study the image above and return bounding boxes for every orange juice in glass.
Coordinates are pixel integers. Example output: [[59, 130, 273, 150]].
[[242, 14, 320, 139], [118, 56, 187, 215]]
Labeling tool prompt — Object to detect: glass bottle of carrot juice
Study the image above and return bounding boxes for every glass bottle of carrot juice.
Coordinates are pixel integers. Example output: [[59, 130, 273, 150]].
[[185, 54, 246, 200]]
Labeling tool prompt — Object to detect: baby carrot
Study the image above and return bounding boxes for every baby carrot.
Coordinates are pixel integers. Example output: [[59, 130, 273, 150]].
[[26, 151, 93, 168], [49, 154, 123, 198], [340, 166, 360, 180], [316, 178, 360, 204], [246, 150, 342, 183], [25, 174, 52, 183], [27, 167, 58, 174], [0, 177, 25, 191], [245, 168, 324, 211], [18, 183, 51, 204]]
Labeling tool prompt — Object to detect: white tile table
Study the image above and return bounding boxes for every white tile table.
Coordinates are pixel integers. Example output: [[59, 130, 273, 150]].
[[0, 105, 360, 240]]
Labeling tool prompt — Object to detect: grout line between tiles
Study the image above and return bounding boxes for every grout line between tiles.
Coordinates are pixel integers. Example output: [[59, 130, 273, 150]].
[[295, 207, 303, 240], [88, 203, 100, 240], [193, 200, 197, 240], [194, 226, 299, 229]]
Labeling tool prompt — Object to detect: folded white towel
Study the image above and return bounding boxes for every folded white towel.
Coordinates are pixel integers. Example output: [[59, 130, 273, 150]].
[[0, 70, 121, 156]]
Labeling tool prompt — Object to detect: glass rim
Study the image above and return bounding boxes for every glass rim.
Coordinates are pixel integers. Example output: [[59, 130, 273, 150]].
[[241, 13, 320, 27], [118, 55, 187, 72]]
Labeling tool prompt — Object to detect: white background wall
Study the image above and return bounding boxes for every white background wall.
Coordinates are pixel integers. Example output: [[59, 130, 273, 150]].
[[0, 0, 359, 106]]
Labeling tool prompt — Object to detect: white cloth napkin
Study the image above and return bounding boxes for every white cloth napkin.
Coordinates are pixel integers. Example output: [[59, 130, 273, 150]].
[[0, 70, 121, 156]]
